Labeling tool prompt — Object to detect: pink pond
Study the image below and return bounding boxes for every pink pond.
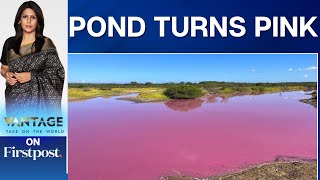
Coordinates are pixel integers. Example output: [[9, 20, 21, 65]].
[[68, 91, 317, 180]]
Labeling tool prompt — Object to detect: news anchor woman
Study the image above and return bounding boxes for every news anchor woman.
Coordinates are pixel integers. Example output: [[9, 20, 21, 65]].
[[0, 1, 64, 116]]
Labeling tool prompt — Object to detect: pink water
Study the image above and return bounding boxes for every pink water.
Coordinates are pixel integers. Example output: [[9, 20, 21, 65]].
[[69, 91, 317, 180]]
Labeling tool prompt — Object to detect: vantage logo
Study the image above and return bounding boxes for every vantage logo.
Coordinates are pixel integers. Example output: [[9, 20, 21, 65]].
[[4, 117, 63, 127], [3, 138, 63, 160]]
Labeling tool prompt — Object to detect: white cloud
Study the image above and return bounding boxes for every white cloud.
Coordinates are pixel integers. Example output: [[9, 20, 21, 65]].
[[81, 80, 86, 83], [288, 68, 293, 72], [304, 74, 308, 78], [304, 66, 317, 71], [295, 66, 317, 72], [250, 68, 256, 72]]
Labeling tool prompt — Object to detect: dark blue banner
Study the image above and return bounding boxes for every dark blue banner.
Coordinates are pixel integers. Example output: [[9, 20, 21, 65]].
[[0, 137, 67, 180], [69, 0, 320, 53]]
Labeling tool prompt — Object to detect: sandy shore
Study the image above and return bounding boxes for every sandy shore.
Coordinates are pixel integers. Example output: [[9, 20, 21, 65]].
[[300, 91, 317, 108], [163, 160, 317, 180]]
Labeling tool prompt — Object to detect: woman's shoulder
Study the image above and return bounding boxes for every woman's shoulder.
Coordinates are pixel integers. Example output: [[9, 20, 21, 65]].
[[42, 37, 56, 50], [5, 36, 15, 42], [3, 36, 15, 48], [1, 37, 14, 65]]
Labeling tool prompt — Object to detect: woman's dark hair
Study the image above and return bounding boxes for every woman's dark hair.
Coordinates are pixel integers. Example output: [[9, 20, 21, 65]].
[[13, 1, 44, 54]]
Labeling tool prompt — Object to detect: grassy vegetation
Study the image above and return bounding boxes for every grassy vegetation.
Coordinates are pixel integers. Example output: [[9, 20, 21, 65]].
[[69, 87, 169, 102], [69, 81, 317, 101], [69, 88, 113, 101], [137, 90, 169, 101], [214, 85, 311, 96]]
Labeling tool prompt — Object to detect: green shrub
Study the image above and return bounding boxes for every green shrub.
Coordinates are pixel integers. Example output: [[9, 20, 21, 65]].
[[164, 85, 204, 99]]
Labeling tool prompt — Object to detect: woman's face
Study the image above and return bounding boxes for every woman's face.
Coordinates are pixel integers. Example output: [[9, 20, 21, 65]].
[[19, 8, 38, 33]]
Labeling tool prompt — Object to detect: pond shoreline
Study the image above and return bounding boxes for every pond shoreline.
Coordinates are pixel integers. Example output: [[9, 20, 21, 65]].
[[300, 91, 317, 107], [69, 82, 316, 102], [69, 89, 317, 108], [162, 160, 317, 180]]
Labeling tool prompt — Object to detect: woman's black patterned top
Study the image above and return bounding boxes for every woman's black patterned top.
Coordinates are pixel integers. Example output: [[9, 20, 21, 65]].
[[1, 37, 65, 116]]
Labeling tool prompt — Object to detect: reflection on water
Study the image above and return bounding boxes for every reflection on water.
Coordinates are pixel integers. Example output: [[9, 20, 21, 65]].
[[164, 94, 231, 112], [69, 91, 316, 180], [214, 96, 229, 103], [165, 99, 204, 111], [206, 94, 219, 103], [164, 91, 312, 112]]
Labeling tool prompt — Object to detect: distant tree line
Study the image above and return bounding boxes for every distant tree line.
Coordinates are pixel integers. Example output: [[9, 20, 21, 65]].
[[69, 81, 316, 89]]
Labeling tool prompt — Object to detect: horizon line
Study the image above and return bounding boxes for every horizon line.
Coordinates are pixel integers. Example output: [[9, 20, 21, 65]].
[[69, 81, 317, 84]]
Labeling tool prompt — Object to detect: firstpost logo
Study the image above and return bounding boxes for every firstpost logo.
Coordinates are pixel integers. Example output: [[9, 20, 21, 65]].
[[3, 138, 63, 160]]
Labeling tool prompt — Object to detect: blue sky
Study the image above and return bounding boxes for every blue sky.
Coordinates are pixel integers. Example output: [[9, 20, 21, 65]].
[[69, 54, 317, 83]]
